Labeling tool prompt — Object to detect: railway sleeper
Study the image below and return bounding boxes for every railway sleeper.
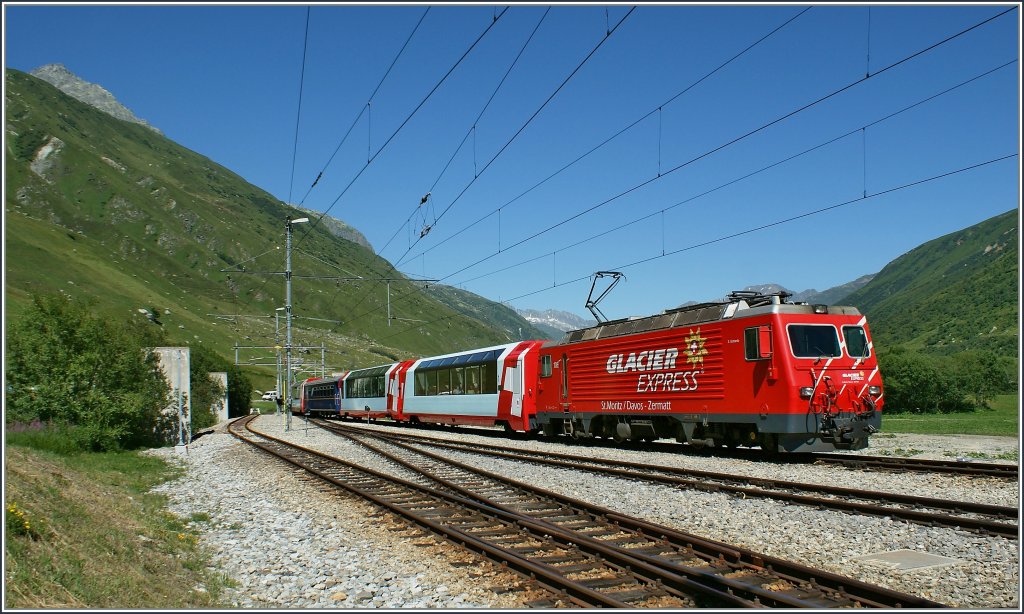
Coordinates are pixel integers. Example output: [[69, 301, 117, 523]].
[[533, 554, 583, 565], [465, 527, 521, 538], [578, 576, 639, 590], [548, 562, 611, 575]]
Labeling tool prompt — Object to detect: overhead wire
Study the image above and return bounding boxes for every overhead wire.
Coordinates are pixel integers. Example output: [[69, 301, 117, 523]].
[[225, 7, 314, 322], [376, 7, 553, 257], [414, 6, 637, 251], [330, 5, 635, 334], [377, 153, 1017, 339], [395, 5, 811, 267], [452, 57, 1017, 286], [334, 7, 554, 328], [294, 7, 431, 208], [412, 6, 1019, 284], [341, 8, 1016, 333], [294, 7, 511, 248]]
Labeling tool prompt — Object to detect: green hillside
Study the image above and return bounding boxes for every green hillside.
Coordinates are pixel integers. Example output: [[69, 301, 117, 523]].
[[844, 209, 1018, 357], [3, 68, 542, 387]]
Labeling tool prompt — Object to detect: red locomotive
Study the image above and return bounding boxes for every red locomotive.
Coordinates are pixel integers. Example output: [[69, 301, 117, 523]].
[[299, 291, 883, 453]]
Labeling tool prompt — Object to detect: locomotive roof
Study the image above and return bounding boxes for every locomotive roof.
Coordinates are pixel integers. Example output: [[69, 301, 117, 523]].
[[556, 291, 862, 345]]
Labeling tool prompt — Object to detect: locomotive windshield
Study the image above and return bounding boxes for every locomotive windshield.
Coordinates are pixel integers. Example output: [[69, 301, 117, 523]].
[[787, 325, 841, 359], [843, 325, 870, 358]]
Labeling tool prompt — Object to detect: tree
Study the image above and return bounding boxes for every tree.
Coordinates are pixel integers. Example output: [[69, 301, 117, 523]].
[[953, 350, 1008, 407], [6, 293, 172, 450], [187, 345, 227, 430], [225, 363, 253, 418]]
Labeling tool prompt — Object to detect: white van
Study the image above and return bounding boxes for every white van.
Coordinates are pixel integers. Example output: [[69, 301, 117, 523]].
[[261, 391, 280, 401]]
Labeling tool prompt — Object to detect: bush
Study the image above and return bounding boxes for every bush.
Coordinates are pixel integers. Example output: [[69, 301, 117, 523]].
[[5, 293, 171, 451], [879, 348, 1009, 414]]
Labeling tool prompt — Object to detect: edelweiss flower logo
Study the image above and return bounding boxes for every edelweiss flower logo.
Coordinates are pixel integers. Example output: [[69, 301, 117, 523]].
[[684, 328, 708, 366]]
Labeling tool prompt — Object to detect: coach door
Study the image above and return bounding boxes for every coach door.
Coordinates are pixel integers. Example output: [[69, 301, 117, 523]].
[[506, 360, 523, 417]]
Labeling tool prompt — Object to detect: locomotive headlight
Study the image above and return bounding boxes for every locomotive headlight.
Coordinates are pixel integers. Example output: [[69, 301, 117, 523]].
[[799, 387, 814, 399], [868, 385, 881, 396], [812, 304, 828, 314]]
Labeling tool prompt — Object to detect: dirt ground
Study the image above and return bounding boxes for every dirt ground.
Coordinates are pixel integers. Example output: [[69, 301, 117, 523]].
[[860, 432, 1019, 462]]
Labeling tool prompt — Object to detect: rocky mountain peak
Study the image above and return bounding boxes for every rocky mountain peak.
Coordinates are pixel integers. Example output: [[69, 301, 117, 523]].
[[30, 63, 162, 134]]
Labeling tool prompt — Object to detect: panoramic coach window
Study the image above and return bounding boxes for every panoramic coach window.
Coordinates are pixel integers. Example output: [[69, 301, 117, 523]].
[[787, 325, 841, 359], [843, 326, 870, 358], [414, 351, 500, 396]]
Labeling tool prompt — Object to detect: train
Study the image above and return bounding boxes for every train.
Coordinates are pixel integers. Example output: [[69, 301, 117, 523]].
[[297, 291, 883, 453]]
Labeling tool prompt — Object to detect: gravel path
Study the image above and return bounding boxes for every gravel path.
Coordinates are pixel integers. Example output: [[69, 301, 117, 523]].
[[150, 416, 1020, 608]]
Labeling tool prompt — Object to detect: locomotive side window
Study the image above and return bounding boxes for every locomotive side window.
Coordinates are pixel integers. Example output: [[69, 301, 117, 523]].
[[541, 355, 552, 378], [744, 326, 772, 360], [843, 326, 870, 358], [787, 325, 841, 358]]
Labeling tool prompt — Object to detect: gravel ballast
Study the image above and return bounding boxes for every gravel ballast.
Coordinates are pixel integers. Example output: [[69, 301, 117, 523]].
[[150, 415, 1020, 608]]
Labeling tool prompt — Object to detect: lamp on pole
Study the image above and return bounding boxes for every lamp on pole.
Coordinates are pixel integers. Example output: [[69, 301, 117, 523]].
[[285, 216, 309, 431]]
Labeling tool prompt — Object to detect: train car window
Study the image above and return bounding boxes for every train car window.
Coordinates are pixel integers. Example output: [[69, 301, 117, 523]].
[[744, 327, 761, 360], [843, 326, 870, 358], [427, 370, 439, 396], [452, 367, 465, 395], [465, 365, 481, 394], [438, 369, 452, 395], [415, 371, 427, 396], [744, 326, 772, 360], [541, 355, 552, 377], [482, 361, 498, 394], [787, 325, 841, 358]]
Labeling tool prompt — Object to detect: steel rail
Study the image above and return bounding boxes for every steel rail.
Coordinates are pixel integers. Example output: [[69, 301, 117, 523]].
[[335, 423, 1017, 539], [228, 416, 746, 608], [809, 452, 1018, 479], [328, 417, 1018, 479], [313, 419, 945, 608]]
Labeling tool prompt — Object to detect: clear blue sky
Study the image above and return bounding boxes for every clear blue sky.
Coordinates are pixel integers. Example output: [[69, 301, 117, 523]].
[[4, 3, 1020, 321]]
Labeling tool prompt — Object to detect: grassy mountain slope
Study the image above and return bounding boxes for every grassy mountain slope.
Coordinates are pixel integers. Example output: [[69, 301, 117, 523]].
[[423, 285, 549, 343], [843, 209, 1018, 356], [4, 68, 540, 387]]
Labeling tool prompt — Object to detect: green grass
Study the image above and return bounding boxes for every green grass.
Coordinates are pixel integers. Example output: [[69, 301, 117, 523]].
[[880, 394, 1019, 436], [4, 432, 234, 608], [249, 400, 279, 414]]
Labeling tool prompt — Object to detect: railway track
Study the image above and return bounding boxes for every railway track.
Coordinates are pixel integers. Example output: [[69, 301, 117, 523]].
[[808, 452, 1019, 479], [281, 417, 944, 608], [231, 416, 730, 608], [324, 417, 1018, 479], [324, 422, 1017, 539]]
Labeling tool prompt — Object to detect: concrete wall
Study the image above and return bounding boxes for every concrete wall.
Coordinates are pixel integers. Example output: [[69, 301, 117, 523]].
[[152, 347, 190, 445]]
